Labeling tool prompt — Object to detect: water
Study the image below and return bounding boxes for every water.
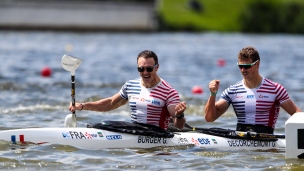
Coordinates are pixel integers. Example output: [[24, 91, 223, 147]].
[[1, 31, 304, 170]]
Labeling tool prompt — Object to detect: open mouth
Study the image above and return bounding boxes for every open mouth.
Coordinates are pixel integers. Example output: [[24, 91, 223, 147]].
[[142, 75, 151, 80]]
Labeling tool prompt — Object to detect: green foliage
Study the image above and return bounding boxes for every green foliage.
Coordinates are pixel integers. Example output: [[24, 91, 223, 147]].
[[239, 0, 304, 33], [157, 0, 304, 33], [157, 0, 247, 32]]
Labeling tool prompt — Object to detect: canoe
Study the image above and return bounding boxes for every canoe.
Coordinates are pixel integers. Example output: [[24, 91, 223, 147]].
[[4, 111, 304, 160], [0, 127, 285, 150]]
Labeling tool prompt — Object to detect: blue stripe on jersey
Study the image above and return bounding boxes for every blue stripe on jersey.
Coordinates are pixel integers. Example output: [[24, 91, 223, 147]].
[[232, 101, 246, 116], [129, 102, 137, 109], [120, 78, 141, 99], [128, 91, 140, 95], [232, 101, 245, 108]]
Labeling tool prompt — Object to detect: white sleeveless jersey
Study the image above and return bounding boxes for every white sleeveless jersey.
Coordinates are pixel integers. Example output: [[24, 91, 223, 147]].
[[221, 77, 290, 129], [120, 77, 180, 129]]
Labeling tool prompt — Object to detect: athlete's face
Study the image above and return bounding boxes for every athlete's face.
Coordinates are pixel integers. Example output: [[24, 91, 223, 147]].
[[237, 59, 259, 80], [137, 57, 159, 87]]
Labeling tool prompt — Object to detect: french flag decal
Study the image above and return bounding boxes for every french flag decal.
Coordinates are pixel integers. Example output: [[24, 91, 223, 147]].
[[11, 135, 25, 144]]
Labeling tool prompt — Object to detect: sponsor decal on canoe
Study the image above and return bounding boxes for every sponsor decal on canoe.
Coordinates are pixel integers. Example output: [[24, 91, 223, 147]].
[[62, 131, 98, 139], [227, 140, 276, 147], [137, 136, 167, 144], [106, 135, 122, 140], [211, 139, 218, 144], [198, 138, 211, 145], [178, 138, 189, 145], [191, 138, 199, 145], [191, 137, 211, 146], [97, 132, 103, 137]]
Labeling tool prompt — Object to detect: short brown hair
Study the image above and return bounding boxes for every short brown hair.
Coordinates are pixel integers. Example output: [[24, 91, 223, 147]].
[[238, 46, 260, 62], [137, 50, 158, 65]]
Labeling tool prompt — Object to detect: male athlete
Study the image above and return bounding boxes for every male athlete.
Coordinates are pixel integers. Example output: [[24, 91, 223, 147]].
[[204, 46, 301, 134]]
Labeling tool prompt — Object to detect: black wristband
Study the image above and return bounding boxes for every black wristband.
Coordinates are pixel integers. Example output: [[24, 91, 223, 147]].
[[175, 113, 184, 119]]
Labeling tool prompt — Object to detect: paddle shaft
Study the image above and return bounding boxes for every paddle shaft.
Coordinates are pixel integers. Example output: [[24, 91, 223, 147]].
[[184, 123, 285, 139], [71, 75, 76, 115]]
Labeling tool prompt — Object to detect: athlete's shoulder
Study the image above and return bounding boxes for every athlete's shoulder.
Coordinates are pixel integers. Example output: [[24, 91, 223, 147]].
[[227, 80, 244, 89], [160, 78, 174, 89], [125, 77, 141, 84], [233, 80, 243, 86], [221, 80, 245, 96], [263, 77, 283, 87], [263, 77, 276, 83]]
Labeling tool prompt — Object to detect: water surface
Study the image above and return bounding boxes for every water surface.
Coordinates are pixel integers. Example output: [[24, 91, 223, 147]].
[[1, 31, 304, 170]]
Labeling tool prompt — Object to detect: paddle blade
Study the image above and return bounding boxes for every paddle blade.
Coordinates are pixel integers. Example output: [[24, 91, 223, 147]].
[[61, 54, 82, 75], [64, 114, 77, 128]]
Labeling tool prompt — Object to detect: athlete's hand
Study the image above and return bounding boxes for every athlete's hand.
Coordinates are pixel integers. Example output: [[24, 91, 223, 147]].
[[69, 102, 82, 112], [174, 101, 186, 130], [175, 101, 186, 115], [209, 80, 220, 94]]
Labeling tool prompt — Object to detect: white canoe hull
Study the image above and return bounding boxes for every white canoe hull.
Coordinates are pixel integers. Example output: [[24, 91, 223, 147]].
[[0, 127, 285, 150]]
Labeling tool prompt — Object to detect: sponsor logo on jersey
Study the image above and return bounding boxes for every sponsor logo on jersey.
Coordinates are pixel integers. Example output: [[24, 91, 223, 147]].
[[140, 98, 151, 103], [151, 100, 161, 105], [130, 96, 139, 100], [247, 95, 254, 98], [259, 94, 269, 98]]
